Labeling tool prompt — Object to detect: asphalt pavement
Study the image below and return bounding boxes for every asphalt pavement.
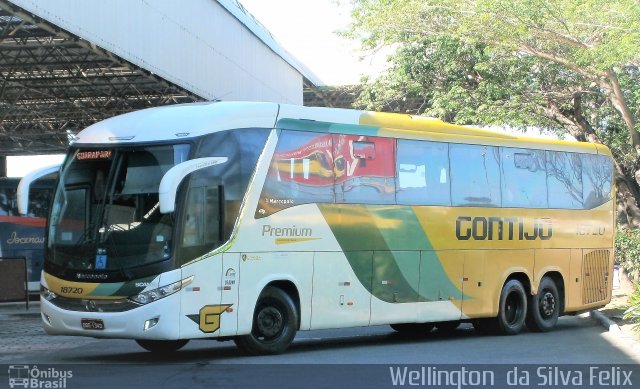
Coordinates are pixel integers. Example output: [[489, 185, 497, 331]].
[[1, 299, 638, 356]]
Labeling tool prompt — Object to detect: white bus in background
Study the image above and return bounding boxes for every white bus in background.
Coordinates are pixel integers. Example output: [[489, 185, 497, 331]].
[[0, 175, 56, 293]]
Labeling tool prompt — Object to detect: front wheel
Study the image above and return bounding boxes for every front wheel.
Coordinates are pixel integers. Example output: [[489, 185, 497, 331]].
[[525, 276, 560, 332], [234, 286, 299, 355], [135, 339, 189, 353]]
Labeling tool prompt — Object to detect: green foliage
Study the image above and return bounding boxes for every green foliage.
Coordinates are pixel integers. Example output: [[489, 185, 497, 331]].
[[346, 1, 640, 226], [347, 0, 640, 72], [354, 34, 640, 143], [615, 229, 640, 280], [347, 0, 640, 124], [623, 282, 640, 332]]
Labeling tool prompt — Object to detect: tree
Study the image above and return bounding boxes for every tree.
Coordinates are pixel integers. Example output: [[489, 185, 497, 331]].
[[346, 0, 640, 227]]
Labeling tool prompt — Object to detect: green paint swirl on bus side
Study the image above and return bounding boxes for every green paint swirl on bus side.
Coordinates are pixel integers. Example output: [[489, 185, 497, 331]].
[[318, 204, 465, 303]]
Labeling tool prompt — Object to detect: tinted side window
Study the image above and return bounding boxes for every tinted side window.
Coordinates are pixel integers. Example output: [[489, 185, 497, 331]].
[[582, 154, 613, 209], [450, 144, 501, 207], [182, 186, 222, 248], [196, 128, 269, 202], [56, 187, 88, 244], [0, 181, 51, 216], [29, 188, 53, 218], [396, 140, 450, 205], [546, 151, 583, 209], [334, 134, 396, 204], [501, 148, 547, 208], [194, 128, 268, 238], [259, 131, 334, 217], [0, 186, 16, 216]]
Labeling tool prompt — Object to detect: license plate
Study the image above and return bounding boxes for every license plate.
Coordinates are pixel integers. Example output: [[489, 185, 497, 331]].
[[81, 318, 105, 330]]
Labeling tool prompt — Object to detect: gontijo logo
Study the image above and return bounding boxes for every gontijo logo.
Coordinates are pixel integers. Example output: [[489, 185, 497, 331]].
[[8, 365, 73, 388], [456, 216, 553, 241]]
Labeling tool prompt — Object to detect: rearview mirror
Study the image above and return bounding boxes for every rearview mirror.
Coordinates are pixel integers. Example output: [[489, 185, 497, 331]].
[[17, 163, 61, 216]]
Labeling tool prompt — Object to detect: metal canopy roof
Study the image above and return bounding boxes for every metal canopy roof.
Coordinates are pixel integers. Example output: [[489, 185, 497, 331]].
[[0, 0, 339, 157], [0, 1, 204, 156]]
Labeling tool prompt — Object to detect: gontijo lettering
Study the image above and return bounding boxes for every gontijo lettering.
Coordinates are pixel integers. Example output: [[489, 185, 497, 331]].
[[456, 216, 552, 241]]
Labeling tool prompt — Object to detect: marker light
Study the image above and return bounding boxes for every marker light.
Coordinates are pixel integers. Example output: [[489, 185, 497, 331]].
[[129, 276, 194, 305], [144, 317, 160, 331], [40, 285, 58, 301]]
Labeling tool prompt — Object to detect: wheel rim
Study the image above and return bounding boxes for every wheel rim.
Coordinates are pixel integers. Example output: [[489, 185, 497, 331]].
[[255, 305, 284, 340], [505, 292, 523, 325], [539, 290, 556, 318]]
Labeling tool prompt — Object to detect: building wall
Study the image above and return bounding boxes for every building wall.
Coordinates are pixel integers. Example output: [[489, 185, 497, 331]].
[[9, 0, 303, 103]]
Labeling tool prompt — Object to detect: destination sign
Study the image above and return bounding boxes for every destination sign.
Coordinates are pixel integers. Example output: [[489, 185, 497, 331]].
[[76, 150, 113, 160]]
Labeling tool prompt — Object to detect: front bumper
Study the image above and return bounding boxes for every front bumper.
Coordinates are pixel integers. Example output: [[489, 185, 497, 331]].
[[40, 292, 181, 340]]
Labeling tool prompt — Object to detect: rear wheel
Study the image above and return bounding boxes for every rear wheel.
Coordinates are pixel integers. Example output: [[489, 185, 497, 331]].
[[234, 286, 298, 355], [496, 279, 527, 335], [526, 276, 560, 332], [473, 279, 527, 336], [390, 323, 434, 336], [135, 339, 189, 353]]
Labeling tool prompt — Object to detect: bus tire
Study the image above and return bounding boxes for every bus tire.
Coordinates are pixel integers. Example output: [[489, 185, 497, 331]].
[[525, 276, 560, 332], [496, 279, 527, 335], [390, 323, 434, 336], [135, 339, 189, 353], [234, 286, 298, 355], [435, 320, 460, 334]]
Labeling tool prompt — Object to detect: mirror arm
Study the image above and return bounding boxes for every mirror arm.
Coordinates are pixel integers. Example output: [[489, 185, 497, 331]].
[[159, 157, 228, 214]]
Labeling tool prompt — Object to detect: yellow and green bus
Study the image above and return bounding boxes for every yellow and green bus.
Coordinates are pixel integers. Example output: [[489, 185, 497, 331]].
[[33, 101, 614, 354]]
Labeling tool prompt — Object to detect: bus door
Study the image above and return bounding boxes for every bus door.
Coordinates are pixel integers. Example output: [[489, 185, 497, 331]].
[[178, 184, 227, 339]]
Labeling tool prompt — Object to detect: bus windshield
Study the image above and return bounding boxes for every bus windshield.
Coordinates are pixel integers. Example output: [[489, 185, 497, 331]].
[[47, 145, 190, 274]]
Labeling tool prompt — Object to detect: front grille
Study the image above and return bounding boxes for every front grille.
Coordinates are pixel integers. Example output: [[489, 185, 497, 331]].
[[582, 249, 611, 305], [48, 295, 141, 312]]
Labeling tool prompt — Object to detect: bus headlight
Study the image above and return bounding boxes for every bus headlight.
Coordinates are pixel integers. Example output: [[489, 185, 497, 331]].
[[129, 276, 194, 305], [40, 285, 58, 301]]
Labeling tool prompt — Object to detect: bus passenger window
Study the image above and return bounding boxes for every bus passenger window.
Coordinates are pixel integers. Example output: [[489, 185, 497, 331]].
[[396, 140, 450, 206], [450, 144, 501, 207], [334, 134, 395, 204], [501, 148, 547, 208], [258, 131, 335, 217], [546, 151, 583, 209], [582, 154, 613, 209]]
